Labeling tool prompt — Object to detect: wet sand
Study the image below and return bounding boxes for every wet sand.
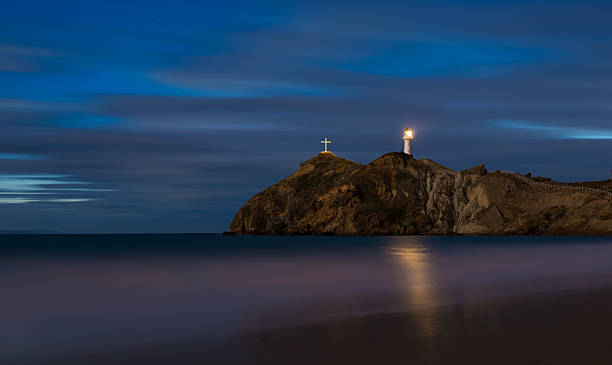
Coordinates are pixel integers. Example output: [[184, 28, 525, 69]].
[[42, 288, 612, 365]]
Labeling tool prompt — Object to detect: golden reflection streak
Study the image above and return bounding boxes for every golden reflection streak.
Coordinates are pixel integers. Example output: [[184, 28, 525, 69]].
[[387, 240, 438, 337]]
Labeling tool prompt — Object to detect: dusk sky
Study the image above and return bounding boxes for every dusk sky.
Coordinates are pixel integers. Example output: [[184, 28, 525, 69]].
[[1, 0, 611, 233]]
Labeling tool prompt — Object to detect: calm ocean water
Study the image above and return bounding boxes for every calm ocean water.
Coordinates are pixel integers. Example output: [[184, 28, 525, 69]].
[[3, 234, 612, 364]]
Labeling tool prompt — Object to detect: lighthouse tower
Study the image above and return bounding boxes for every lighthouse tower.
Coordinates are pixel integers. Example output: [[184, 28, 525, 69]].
[[403, 129, 414, 156]]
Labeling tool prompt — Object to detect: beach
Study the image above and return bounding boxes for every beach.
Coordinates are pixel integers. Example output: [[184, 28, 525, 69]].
[[3, 235, 612, 365]]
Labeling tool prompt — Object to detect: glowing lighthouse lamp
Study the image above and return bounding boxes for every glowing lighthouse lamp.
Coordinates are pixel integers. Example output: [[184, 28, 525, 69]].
[[403, 128, 414, 157]]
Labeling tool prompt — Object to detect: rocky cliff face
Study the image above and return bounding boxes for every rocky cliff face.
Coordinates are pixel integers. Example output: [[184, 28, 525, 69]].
[[230, 152, 612, 235]]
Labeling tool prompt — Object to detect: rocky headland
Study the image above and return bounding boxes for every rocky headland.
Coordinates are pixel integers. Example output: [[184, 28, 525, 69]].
[[230, 152, 612, 235]]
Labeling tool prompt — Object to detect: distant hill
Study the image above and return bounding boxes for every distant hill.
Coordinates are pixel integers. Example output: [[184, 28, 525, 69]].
[[230, 152, 612, 235]]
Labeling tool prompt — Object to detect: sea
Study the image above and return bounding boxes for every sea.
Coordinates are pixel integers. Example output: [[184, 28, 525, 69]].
[[3, 234, 612, 365]]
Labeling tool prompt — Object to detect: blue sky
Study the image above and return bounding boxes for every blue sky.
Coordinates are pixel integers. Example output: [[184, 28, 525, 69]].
[[1, 0, 612, 233]]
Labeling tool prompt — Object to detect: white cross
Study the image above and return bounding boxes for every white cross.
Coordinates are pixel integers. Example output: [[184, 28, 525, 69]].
[[321, 137, 332, 153]]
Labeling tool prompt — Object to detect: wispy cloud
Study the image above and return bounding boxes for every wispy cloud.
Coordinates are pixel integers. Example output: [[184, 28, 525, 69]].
[[152, 73, 338, 98], [0, 43, 65, 72], [0, 174, 80, 192], [47, 198, 95, 203], [0, 153, 46, 160], [493, 120, 612, 139], [0, 197, 94, 204], [328, 40, 549, 78], [0, 198, 39, 204], [0, 44, 65, 58], [0, 174, 112, 204], [0, 98, 85, 111]]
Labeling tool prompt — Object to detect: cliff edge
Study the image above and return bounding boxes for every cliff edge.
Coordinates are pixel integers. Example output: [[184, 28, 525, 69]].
[[230, 153, 612, 235]]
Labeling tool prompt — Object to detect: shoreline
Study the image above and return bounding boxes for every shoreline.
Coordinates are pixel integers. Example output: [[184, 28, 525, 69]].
[[37, 286, 612, 365]]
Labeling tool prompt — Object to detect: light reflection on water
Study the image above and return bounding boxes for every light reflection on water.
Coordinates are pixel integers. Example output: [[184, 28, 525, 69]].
[[386, 240, 437, 337], [3, 235, 612, 364]]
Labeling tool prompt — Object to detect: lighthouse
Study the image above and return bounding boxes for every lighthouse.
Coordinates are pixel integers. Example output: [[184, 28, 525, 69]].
[[403, 129, 414, 156]]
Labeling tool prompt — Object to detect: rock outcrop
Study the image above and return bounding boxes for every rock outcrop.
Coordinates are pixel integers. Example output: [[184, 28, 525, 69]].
[[230, 152, 612, 235]]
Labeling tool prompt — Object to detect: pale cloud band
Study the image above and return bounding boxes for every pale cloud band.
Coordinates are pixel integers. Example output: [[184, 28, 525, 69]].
[[0, 197, 94, 204], [494, 120, 612, 140], [0, 153, 46, 160], [0, 174, 112, 204]]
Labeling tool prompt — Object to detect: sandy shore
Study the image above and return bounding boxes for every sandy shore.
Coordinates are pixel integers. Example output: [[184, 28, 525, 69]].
[[38, 287, 612, 365]]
